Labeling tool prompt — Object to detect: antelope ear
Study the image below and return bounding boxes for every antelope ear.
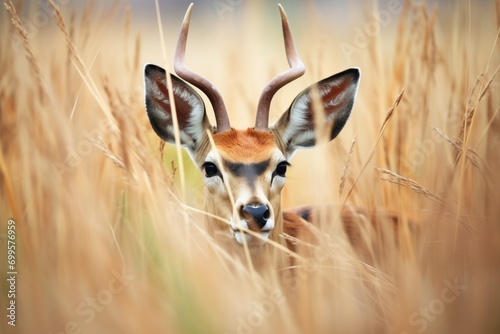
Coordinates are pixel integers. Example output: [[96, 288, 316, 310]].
[[144, 64, 211, 155], [272, 68, 360, 157]]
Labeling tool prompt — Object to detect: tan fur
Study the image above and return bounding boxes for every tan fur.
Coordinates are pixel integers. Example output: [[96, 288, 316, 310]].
[[203, 129, 286, 252], [205, 131, 401, 270], [143, 5, 364, 266], [203, 129, 413, 264], [213, 129, 277, 163], [284, 205, 416, 262]]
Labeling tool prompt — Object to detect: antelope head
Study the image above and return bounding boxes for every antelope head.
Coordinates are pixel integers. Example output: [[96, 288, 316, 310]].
[[144, 4, 359, 249]]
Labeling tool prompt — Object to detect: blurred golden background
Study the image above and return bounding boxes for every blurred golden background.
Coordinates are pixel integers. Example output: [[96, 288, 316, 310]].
[[1, 0, 499, 333]]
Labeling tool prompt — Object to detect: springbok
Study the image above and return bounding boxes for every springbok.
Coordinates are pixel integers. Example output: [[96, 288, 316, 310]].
[[144, 4, 370, 262]]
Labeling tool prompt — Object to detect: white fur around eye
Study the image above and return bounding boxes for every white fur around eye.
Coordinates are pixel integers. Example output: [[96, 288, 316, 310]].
[[203, 153, 225, 194], [204, 176, 224, 194], [271, 175, 286, 190], [270, 151, 288, 191]]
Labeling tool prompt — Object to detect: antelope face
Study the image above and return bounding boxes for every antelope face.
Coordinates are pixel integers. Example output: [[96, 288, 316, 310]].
[[203, 130, 287, 246], [144, 4, 360, 247]]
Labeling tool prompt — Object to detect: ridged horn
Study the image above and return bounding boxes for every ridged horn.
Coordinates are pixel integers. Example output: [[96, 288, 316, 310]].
[[255, 4, 305, 131], [174, 3, 231, 133]]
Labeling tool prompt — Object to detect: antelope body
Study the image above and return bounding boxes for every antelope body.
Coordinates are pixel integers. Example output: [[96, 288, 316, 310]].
[[144, 5, 361, 258]]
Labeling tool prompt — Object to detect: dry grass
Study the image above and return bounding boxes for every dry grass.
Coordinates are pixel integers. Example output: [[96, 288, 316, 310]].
[[1, 0, 500, 333]]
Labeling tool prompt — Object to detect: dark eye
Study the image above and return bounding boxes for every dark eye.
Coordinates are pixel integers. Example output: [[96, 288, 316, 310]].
[[202, 162, 219, 178], [274, 161, 290, 178]]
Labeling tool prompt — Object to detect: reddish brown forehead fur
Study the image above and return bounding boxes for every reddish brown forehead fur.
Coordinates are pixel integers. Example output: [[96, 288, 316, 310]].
[[213, 129, 278, 163]]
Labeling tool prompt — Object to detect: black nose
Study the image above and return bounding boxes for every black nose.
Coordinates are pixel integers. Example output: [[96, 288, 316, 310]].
[[242, 205, 270, 229]]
